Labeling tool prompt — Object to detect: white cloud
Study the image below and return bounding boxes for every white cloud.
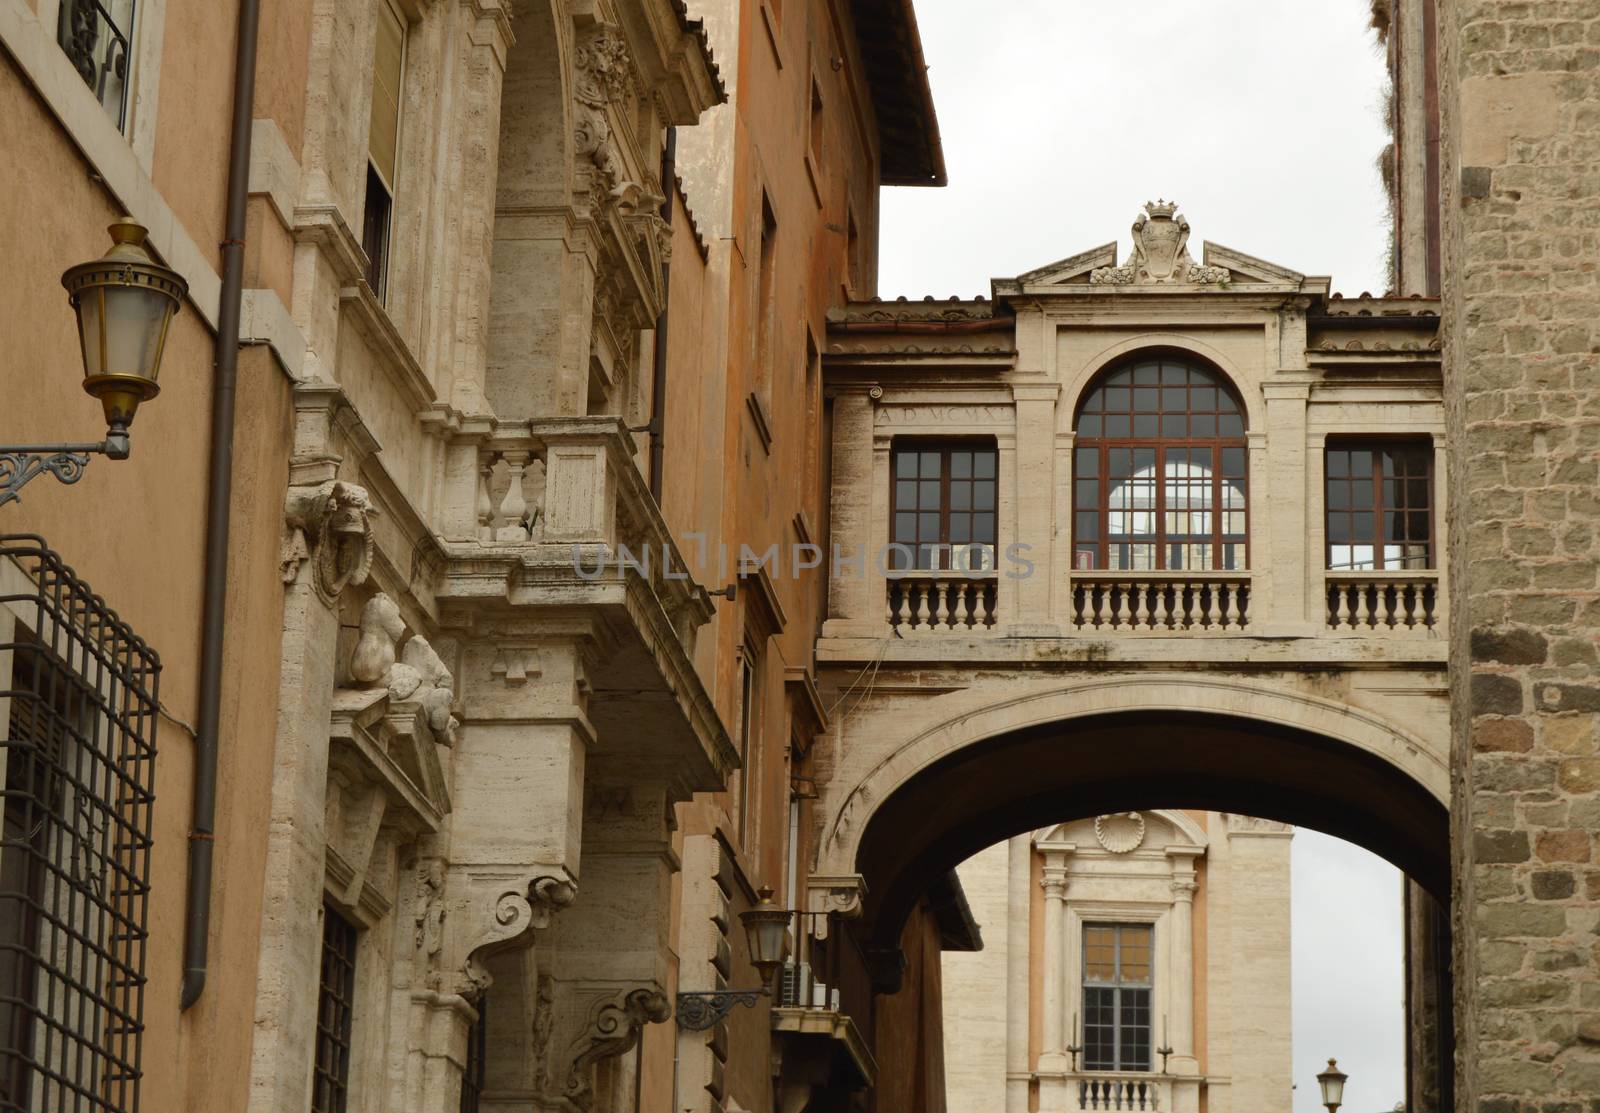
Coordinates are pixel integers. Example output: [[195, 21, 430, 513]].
[[880, 0, 1392, 298]]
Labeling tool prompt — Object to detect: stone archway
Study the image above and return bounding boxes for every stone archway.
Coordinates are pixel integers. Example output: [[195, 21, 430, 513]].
[[813, 675, 1449, 950]]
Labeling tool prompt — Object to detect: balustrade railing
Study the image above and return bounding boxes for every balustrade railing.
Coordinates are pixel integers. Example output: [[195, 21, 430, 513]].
[[1325, 571, 1439, 632], [1074, 1073, 1164, 1111], [887, 572, 998, 632], [477, 447, 546, 541], [1069, 572, 1250, 632]]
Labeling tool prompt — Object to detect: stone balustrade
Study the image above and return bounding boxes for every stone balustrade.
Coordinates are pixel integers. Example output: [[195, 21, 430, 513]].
[[887, 571, 999, 632], [1068, 572, 1251, 633], [1324, 571, 1439, 633], [1072, 1072, 1165, 1111]]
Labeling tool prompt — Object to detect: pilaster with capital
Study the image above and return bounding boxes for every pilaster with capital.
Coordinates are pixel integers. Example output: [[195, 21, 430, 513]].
[[1165, 845, 1204, 1075], [823, 386, 883, 634], [1009, 383, 1062, 634]]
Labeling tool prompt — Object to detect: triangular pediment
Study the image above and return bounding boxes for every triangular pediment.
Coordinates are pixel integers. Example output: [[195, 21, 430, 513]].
[[1201, 242, 1305, 284], [1013, 242, 1119, 286]]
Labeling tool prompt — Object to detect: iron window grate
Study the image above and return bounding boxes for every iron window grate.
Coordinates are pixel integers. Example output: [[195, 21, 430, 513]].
[[0, 535, 159, 1113], [312, 906, 358, 1113]]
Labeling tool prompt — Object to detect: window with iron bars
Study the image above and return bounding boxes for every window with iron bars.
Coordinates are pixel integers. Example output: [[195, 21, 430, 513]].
[[56, 0, 137, 132], [0, 536, 160, 1113], [312, 905, 359, 1113]]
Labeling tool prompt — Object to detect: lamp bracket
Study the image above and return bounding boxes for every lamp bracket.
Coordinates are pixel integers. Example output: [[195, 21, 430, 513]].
[[0, 441, 118, 508], [674, 988, 769, 1031]]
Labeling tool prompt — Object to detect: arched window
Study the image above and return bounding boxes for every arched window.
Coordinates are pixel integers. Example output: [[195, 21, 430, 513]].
[[1073, 355, 1247, 571]]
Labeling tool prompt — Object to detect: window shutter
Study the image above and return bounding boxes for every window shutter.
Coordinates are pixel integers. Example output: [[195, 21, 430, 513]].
[[368, 1, 405, 188]]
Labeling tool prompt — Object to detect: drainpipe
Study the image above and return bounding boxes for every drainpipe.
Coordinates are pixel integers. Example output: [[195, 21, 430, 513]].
[[646, 126, 676, 503], [181, 0, 262, 1010]]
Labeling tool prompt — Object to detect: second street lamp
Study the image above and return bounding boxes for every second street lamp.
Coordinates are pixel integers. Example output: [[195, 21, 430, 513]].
[[676, 888, 793, 1031], [1318, 1058, 1349, 1113], [1, 217, 186, 507]]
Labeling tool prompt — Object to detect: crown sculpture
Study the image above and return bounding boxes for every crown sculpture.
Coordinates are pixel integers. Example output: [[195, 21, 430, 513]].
[[1090, 200, 1231, 286]]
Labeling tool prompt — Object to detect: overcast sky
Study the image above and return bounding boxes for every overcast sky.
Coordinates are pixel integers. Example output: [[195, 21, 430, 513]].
[[879, 3, 1402, 1109]]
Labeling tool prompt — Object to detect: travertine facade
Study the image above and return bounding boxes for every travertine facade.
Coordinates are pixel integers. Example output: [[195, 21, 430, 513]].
[[942, 814, 1292, 1113]]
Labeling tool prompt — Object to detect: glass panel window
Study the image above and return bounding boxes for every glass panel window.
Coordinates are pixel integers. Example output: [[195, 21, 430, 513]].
[[1324, 441, 1434, 570], [57, 0, 136, 131], [1073, 356, 1248, 570], [890, 443, 999, 571], [363, 0, 407, 302], [1082, 923, 1153, 1072]]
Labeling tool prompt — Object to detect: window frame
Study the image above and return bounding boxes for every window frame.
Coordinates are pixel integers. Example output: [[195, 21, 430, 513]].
[[312, 903, 360, 1113], [1081, 921, 1155, 1074], [1072, 354, 1250, 572], [888, 440, 1000, 572], [1323, 437, 1436, 571], [56, 0, 138, 132], [362, 0, 408, 303]]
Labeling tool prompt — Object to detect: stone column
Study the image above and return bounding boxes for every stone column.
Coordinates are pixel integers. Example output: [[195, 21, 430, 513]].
[[1165, 847, 1203, 1076], [1005, 835, 1032, 1113], [1259, 380, 1312, 634], [1037, 849, 1073, 1113], [1010, 383, 1062, 634], [823, 386, 881, 635]]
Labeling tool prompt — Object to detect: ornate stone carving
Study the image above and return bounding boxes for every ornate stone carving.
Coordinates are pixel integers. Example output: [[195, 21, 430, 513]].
[[806, 874, 866, 939], [347, 594, 459, 742], [351, 594, 406, 683], [564, 988, 672, 1109], [1094, 811, 1147, 853], [284, 480, 378, 601], [461, 875, 578, 992], [573, 28, 639, 200], [1090, 201, 1232, 286], [414, 858, 446, 958]]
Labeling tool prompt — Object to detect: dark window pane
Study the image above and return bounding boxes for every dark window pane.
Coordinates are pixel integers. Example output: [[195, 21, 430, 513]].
[[1219, 413, 1244, 437], [1108, 368, 1133, 386], [1076, 479, 1100, 506], [1078, 414, 1102, 437], [1076, 512, 1099, 541], [1083, 389, 1105, 413], [1408, 479, 1431, 507], [1162, 386, 1187, 409], [1328, 514, 1351, 543], [1351, 479, 1375, 511], [1133, 362, 1160, 385], [896, 452, 917, 478], [951, 452, 972, 479], [1328, 482, 1350, 511], [1409, 511, 1431, 540], [1161, 414, 1186, 437], [1075, 448, 1099, 477], [896, 480, 917, 508], [920, 480, 940, 505], [1134, 414, 1159, 437], [1349, 450, 1372, 476], [1105, 415, 1131, 437], [973, 513, 995, 542], [1160, 362, 1187, 384], [1133, 387, 1159, 412], [1327, 450, 1350, 478], [919, 512, 940, 540], [920, 451, 941, 476], [951, 483, 971, 511], [974, 483, 996, 511], [1105, 387, 1130, 411], [1190, 413, 1216, 438], [1191, 385, 1217, 411], [894, 512, 916, 542], [975, 452, 997, 479], [1221, 447, 1245, 475]]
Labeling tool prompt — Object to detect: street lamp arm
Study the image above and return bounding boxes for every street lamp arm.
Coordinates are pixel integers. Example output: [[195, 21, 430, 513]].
[[675, 988, 771, 1031], [0, 438, 126, 508]]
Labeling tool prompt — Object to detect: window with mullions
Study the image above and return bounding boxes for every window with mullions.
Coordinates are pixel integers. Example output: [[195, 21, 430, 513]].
[[1073, 357, 1247, 571], [1325, 442, 1434, 571], [57, 0, 136, 132], [890, 444, 998, 571], [1083, 923, 1153, 1072], [312, 906, 359, 1113]]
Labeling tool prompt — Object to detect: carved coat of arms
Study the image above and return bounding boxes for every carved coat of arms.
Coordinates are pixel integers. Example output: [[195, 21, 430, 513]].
[[1090, 200, 1231, 285]]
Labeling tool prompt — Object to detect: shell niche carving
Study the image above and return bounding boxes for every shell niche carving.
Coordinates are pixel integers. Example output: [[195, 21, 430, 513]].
[[1094, 812, 1147, 853]]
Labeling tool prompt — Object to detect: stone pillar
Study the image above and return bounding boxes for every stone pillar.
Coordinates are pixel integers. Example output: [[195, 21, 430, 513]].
[[1037, 850, 1072, 1113], [1005, 835, 1032, 1113], [1011, 383, 1062, 634], [1165, 847, 1203, 1077], [1440, 6, 1600, 1110], [1259, 380, 1312, 634], [823, 386, 881, 635]]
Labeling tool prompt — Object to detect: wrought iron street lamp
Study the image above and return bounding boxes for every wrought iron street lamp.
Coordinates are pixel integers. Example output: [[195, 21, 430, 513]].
[[676, 888, 793, 1031], [1, 217, 186, 507], [1318, 1058, 1349, 1113]]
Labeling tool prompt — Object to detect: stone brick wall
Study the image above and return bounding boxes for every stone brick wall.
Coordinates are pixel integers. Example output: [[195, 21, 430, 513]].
[[1443, 0, 1600, 1105]]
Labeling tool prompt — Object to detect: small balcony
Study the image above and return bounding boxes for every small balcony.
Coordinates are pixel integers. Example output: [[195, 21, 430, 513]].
[[1070, 1072, 1168, 1111], [1068, 572, 1250, 633], [1324, 571, 1440, 634], [887, 570, 999, 633]]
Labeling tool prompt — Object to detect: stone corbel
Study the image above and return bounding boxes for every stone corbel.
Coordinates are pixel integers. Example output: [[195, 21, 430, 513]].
[[459, 873, 578, 994], [561, 986, 672, 1111], [805, 874, 866, 940], [283, 479, 378, 603]]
